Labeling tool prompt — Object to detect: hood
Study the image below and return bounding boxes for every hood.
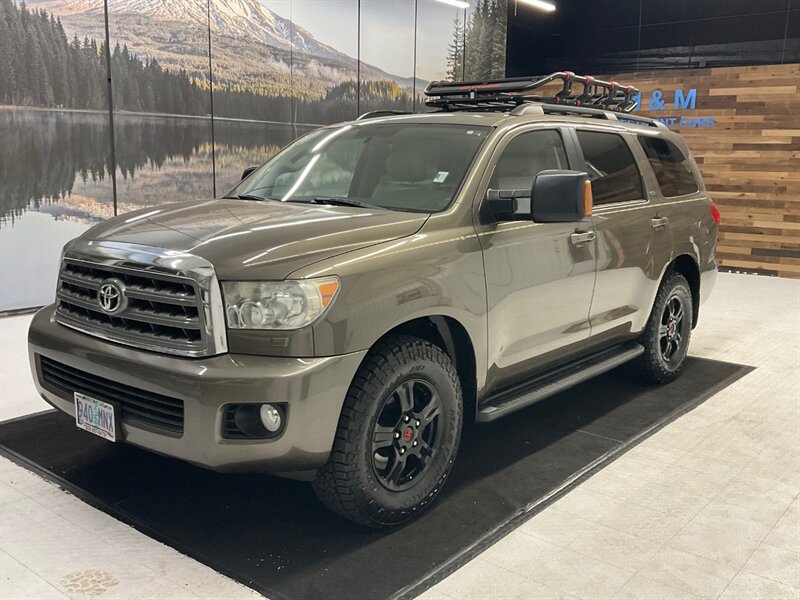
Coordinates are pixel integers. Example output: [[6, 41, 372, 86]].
[[81, 199, 429, 279]]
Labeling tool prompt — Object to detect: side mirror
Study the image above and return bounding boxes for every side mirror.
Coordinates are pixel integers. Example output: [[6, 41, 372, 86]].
[[241, 165, 259, 181], [531, 170, 593, 223]]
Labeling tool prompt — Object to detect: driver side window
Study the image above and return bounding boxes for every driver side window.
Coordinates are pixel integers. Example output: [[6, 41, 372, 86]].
[[489, 129, 568, 215]]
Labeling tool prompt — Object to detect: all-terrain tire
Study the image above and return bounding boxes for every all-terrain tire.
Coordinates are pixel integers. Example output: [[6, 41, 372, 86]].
[[312, 335, 463, 527], [631, 272, 693, 384]]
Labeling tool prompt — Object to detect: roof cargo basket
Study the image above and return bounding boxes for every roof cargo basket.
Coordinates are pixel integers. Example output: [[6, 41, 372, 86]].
[[424, 72, 640, 114]]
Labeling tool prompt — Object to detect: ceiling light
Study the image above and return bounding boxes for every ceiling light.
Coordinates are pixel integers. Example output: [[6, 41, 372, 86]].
[[436, 0, 470, 9], [519, 0, 556, 12]]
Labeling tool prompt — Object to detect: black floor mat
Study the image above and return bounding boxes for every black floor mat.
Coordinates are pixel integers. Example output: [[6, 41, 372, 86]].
[[0, 357, 751, 600]]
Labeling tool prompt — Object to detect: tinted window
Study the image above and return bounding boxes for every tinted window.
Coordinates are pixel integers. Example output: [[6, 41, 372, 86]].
[[638, 136, 699, 197], [576, 131, 643, 205], [489, 130, 568, 215]]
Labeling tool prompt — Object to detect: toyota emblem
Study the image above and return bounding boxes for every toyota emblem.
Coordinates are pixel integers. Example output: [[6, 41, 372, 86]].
[[97, 279, 127, 315]]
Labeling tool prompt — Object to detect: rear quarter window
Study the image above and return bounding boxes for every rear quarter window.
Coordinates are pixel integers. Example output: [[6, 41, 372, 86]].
[[638, 136, 699, 197]]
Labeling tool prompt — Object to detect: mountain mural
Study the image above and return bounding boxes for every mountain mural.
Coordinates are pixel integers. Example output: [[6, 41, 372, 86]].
[[28, 0, 421, 100]]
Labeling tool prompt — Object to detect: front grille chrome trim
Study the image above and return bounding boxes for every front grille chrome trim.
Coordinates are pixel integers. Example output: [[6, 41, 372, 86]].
[[54, 240, 228, 357]]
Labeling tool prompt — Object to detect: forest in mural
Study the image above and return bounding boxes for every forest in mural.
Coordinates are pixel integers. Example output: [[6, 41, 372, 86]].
[[447, 0, 508, 81], [0, 0, 416, 122], [0, 0, 507, 311]]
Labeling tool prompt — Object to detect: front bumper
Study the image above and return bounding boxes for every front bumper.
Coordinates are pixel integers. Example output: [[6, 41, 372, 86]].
[[28, 305, 366, 473]]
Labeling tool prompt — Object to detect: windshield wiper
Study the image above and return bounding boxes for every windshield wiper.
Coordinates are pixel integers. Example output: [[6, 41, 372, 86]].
[[306, 197, 384, 210], [223, 193, 274, 201]]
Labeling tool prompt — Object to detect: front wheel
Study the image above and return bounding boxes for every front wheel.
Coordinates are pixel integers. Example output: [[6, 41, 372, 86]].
[[312, 335, 463, 527], [632, 272, 693, 384]]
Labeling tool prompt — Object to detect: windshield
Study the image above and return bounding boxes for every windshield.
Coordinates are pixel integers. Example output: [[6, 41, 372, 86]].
[[229, 122, 490, 212]]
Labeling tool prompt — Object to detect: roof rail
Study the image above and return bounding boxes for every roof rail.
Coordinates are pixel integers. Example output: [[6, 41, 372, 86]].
[[356, 110, 411, 120], [424, 71, 640, 114], [510, 102, 665, 128]]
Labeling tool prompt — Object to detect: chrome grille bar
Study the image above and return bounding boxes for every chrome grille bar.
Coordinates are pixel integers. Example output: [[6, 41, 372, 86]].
[[53, 240, 228, 357]]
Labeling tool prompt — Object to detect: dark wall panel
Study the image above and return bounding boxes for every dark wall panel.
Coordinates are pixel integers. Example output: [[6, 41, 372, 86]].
[[507, 0, 798, 76]]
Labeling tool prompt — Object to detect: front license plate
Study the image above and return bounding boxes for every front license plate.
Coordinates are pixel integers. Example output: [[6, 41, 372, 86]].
[[74, 393, 117, 442]]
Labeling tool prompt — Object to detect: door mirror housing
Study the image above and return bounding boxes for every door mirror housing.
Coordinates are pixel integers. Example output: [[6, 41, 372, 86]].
[[532, 170, 593, 223], [241, 165, 259, 181], [484, 189, 531, 221]]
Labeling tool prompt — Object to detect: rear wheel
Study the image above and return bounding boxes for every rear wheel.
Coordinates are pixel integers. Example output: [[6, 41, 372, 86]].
[[632, 272, 693, 384], [312, 335, 462, 527]]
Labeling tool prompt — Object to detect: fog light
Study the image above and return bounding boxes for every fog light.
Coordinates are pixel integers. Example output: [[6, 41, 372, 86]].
[[260, 404, 282, 432], [225, 403, 286, 439]]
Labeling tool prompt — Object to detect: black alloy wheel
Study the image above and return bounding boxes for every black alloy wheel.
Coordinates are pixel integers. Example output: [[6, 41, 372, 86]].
[[313, 335, 462, 527], [659, 294, 688, 363], [631, 271, 693, 384], [371, 379, 441, 491]]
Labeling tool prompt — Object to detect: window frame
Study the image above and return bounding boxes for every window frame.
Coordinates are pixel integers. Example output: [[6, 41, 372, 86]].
[[569, 127, 649, 210]]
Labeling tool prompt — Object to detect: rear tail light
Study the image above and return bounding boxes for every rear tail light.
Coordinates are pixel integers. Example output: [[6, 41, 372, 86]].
[[710, 202, 720, 225]]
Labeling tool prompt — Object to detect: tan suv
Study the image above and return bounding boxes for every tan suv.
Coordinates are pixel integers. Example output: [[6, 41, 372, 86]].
[[28, 72, 719, 526]]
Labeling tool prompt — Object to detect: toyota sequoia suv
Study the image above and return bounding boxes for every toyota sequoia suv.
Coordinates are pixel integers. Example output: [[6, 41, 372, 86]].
[[28, 73, 719, 527]]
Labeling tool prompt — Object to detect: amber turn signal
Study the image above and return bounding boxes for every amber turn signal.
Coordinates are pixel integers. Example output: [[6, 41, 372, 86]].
[[319, 281, 340, 308], [583, 180, 593, 216]]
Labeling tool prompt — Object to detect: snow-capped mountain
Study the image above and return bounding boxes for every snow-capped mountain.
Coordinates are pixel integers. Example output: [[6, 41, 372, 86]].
[[31, 0, 352, 63]]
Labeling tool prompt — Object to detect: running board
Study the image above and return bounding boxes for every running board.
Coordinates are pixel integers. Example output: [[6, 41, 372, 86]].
[[477, 342, 644, 423]]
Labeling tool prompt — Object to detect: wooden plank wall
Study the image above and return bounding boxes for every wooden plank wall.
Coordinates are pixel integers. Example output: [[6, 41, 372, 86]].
[[607, 64, 799, 278]]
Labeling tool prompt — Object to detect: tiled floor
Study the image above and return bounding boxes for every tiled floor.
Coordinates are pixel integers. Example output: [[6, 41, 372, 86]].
[[2, 272, 799, 600]]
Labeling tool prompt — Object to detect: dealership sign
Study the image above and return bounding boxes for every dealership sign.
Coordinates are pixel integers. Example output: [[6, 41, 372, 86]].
[[630, 88, 716, 128]]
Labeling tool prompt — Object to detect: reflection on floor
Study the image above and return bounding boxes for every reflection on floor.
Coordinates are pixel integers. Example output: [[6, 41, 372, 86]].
[[1, 272, 799, 600]]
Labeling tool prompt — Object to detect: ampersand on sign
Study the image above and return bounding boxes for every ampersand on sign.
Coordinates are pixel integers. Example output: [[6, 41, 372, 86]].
[[649, 89, 665, 111]]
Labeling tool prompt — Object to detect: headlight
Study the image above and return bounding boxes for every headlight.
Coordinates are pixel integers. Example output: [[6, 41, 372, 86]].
[[222, 277, 340, 330]]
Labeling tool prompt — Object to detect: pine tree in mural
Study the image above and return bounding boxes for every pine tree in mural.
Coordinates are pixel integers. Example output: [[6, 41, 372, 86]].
[[446, 15, 465, 81], [449, 0, 507, 82]]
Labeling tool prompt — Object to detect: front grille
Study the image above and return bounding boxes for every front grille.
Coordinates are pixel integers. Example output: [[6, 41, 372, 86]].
[[40, 356, 184, 434], [55, 258, 207, 355]]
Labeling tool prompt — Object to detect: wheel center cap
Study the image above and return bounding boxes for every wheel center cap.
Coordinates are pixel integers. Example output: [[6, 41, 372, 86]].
[[668, 321, 676, 335], [402, 427, 414, 441]]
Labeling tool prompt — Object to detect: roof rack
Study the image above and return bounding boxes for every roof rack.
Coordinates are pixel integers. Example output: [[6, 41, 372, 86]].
[[424, 72, 640, 114]]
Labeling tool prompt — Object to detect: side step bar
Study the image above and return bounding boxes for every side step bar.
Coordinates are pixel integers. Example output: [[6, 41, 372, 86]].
[[477, 342, 644, 423]]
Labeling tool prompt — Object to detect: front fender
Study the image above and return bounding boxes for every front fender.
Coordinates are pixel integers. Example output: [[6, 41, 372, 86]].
[[293, 225, 489, 391]]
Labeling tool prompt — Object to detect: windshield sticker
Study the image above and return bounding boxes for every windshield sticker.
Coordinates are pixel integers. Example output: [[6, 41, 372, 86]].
[[433, 171, 449, 183]]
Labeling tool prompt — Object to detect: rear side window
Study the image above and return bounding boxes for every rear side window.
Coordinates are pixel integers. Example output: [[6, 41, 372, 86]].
[[638, 136, 699, 197], [576, 131, 644, 206]]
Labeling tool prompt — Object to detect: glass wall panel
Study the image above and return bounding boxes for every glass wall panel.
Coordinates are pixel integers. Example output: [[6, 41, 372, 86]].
[[416, 0, 467, 87], [211, 0, 294, 191], [0, 1, 111, 310], [107, 0, 215, 207], [289, 0, 359, 124], [359, 0, 415, 113]]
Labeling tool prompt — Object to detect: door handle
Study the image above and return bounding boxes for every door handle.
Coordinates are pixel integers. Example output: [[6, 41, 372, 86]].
[[570, 231, 596, 246], [651, 216, 669, 229]]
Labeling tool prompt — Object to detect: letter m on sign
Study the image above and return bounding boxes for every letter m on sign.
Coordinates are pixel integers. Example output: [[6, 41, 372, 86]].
[[674, 88, 697, 110]]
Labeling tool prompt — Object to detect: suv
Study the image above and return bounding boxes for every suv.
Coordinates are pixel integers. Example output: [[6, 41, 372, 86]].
[[28, 73, 719, 527]]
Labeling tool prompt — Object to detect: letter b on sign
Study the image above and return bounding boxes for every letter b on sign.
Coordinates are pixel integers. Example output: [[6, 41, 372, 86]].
[[674, 88, 697, 110]]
